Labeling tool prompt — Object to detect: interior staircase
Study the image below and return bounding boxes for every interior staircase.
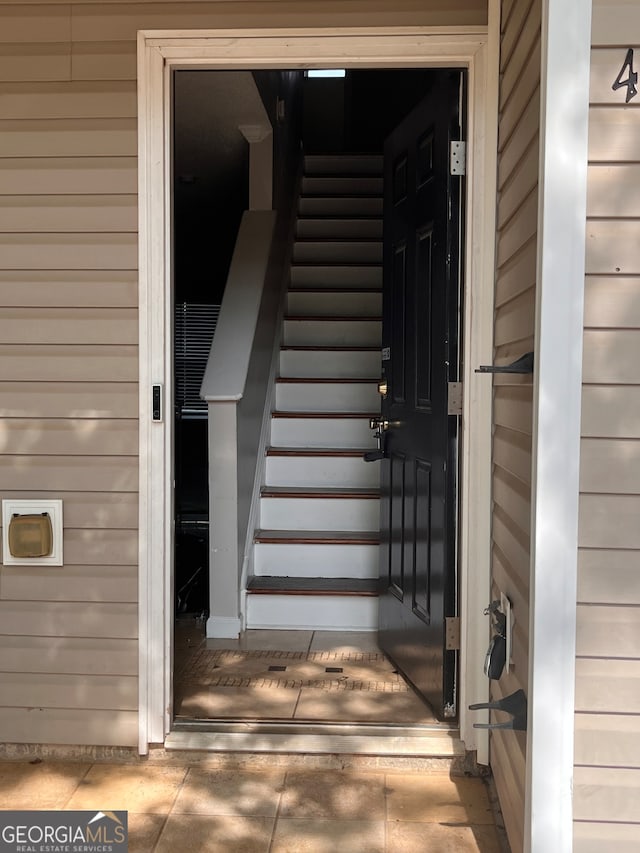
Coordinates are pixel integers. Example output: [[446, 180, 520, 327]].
[[245, 153, 384, 631]]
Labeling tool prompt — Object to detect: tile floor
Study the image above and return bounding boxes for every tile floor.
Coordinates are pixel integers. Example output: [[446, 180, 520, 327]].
[[0, 758, 506, 852], [174, 622, 439, 725]]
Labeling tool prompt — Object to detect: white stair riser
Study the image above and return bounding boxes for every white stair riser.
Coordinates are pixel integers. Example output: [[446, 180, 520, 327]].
[[246, 593, 378, 631], [302, 176, 383, 196], [283, 319, 381, 347], [271, 417, 372, 448], [293, 241, 382, 264], [297, 219, 382, 239], [265, 455, 380, 488], [276, 382, 379, 413], [260, 496, 379, 532], [304, 154, 383, 175], [254, 542, 379, 578], [291, 265, 382, 289], [287, 290, 381, 316], [280, 349, 379, 379], [299, 197, 383, 217]]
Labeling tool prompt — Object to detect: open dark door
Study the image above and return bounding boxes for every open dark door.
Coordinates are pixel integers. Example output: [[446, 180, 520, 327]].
[[377, 71, 463, 720]]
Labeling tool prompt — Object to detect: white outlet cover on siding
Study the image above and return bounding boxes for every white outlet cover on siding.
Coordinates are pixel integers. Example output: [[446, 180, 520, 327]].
[[1, 499, 63, 566]]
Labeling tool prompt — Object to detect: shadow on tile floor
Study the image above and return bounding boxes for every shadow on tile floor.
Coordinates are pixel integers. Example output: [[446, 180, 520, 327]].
[[174, 620, 438, 725], [0, 759, 507, 853]]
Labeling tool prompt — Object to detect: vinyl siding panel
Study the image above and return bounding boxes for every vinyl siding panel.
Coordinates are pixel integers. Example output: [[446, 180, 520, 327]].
[[0, 636, 137, 675], [0, 158, 137, 195], [0, 601, 137, 639], [0, 118, 138, 157], [575, 8, 640, 846], [490, 1, 540, 850], [0, 5, 71, 43], [0, 383, 138, 418], [0, 82, 137, 117], [583, 277, 640, 329], [578, 549, 640, 604], [71, 42, 138, 81], [575, 714, 640, 768], [0, 307, 137, 343], [0, 271, 138, 306], [588, 108, 640, 162], [68, 1, 487, 41], [0, 0, 487, 749], [0, 195, 138, 232], [0, 346, 138, 381], [0, 709, 138, 748], [0, 5, 138, 746], [0, 456, 138, 491], [1, 420, 138, 455], [0, 565, 137, 602], [0, 672, 137, 710], [0, 43, 71, 82]]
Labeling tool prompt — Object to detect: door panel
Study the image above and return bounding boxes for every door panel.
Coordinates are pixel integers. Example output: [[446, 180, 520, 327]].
[[378, 71, 462, 721]]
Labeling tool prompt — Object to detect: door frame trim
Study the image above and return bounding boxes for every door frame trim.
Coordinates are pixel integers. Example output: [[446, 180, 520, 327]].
[[137, 24, 498, 761]]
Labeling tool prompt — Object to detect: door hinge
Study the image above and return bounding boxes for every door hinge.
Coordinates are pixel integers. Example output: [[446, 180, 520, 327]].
[[447, 381, 463, 416], [450, 140, 466, 176], [446, 616, 461, 650]]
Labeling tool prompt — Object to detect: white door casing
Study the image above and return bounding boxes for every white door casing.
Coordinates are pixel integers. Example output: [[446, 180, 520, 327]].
[[137, 24, 499, 760]]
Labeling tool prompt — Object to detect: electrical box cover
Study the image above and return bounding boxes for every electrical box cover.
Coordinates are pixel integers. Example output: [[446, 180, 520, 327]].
[[8, 513, 53, 558]]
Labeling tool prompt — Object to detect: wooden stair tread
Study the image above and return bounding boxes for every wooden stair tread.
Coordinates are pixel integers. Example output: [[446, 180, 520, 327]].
[[266, 447, 370, 457], [272, 410, 376, 419], [300, 192, 383, 199], [280, 345, 379, 352], [285, 315, 382, 322], [247, 576, 379, 596], [295, 237, 382, 242], [291, 261, 381, 267], [296, 215, 382, 221], [287, 287, 381, 294], [276, 377, 376, 384], [255, 529, 379, 544], [261, 486, 379, 499]]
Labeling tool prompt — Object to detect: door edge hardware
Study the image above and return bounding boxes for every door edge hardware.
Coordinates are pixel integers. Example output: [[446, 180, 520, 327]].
[[377, 378, 388, 399], [365, 417, 389, 463], [369, 417, 389, 431], [445, 616, 461, 650], [450, 140, 466, 175], [483, 599, 508, 680], [447, 382, 463, 416], [475, 351, 534, 375], [468, 688, 527, 732]]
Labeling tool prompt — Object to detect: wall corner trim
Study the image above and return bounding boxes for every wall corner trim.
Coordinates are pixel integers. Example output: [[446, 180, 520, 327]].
[[525, 0, 592, 850]]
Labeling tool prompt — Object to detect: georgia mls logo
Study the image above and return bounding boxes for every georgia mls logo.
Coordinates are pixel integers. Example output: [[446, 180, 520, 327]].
[[0, 810, 128, 852]]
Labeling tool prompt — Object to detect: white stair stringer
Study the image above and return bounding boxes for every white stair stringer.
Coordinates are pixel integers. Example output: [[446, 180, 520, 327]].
[[247, 154, 384, 632]]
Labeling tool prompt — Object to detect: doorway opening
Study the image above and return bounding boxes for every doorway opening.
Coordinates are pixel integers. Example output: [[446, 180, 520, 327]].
[[171, 66, 465, 732]]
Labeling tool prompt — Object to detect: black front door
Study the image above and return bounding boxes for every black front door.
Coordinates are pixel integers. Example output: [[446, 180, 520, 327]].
[[377, 71, 463, 720]]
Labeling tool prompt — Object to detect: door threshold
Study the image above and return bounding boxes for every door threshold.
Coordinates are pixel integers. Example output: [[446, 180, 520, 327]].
[[166, 719, 465, 759]]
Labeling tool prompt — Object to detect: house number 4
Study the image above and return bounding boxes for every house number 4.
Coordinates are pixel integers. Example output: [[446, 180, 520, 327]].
[[612, 48, 638, 103]]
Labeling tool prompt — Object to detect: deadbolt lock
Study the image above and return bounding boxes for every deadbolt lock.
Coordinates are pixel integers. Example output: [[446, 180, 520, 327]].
[[377, 378, 388, 398], [369, 417, 389, 431]]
